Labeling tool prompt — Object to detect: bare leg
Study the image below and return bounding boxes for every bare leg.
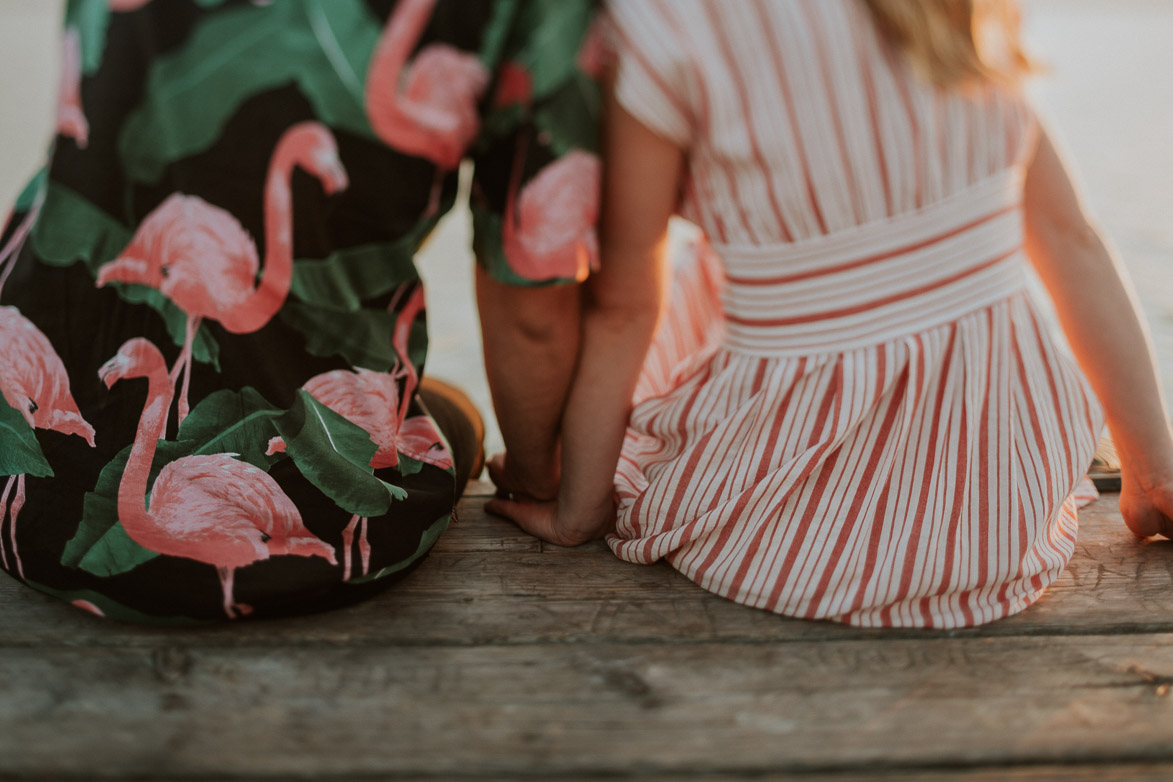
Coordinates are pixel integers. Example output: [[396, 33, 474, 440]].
[[9, 475, 26, 580], [0, 475, 15, 571]]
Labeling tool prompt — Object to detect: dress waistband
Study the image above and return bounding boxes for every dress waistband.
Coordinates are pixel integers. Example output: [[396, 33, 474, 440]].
[[714, 172, 1029, 356]]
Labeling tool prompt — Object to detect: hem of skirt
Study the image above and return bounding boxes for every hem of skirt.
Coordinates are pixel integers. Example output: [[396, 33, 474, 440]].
[[604, 531, 1064, 630], [605, 533, 1061, 629], [697, 570, 1054, 629]]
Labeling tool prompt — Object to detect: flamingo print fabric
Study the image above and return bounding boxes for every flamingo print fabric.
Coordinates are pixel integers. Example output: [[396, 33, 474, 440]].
[[0, 0, 600, 622]]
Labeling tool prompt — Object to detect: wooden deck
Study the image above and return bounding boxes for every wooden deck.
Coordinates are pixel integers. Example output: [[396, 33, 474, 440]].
[[2, 481, 1173, 780]]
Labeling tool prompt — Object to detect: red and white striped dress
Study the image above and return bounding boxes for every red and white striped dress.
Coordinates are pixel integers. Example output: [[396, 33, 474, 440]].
[[605, 0, 1104, 628]]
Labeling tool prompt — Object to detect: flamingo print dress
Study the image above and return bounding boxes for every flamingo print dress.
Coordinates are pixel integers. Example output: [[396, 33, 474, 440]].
[[0, 0, 600, 622], [605, 0, 1103, 628]]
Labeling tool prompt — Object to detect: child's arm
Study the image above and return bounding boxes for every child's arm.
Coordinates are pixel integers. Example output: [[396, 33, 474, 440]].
[[485, 94, 684, 545], [1023, 127, 1173, 537], [476, 269, 580, 500]]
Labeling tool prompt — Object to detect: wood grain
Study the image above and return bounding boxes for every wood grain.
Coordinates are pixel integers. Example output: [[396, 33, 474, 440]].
[[2, 635, 1173, 777], [2, 491, 1170, 780], [1, 495, 1170, 648]]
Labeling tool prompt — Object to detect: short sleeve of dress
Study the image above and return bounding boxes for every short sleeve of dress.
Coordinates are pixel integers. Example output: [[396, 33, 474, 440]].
[[606, 0, 693, 147]]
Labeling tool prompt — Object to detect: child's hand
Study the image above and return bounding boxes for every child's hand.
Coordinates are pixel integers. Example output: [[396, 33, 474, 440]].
[[1120, 470, 1173, 538], [484, 495, 610, 547]]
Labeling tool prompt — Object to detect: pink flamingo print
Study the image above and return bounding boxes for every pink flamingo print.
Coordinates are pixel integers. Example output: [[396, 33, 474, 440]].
[[71, 599, 105, 617], [575, 17, 612, 79], [57, 27, 89, 149], [503, 150, 601, 282], [0, 306, 96, 579], [266, 286, 451, 579], [275, 367, 401, 581], [0, 198, 42, 297], [492, 61, 533, 110], [396, 415, 453, 471], [99, 337, 336, 619], [268, 392, 452, 576], [490, 64, 601, 282], [365, 0, 489, 173], [95, 122, 349, 427]]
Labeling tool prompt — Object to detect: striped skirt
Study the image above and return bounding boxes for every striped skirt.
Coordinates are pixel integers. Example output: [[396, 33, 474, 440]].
[[608, 177, 1104, 628]]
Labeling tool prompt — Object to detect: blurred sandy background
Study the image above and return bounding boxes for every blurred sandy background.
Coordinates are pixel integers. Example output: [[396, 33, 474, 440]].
[[2, 0, 1171, 457]]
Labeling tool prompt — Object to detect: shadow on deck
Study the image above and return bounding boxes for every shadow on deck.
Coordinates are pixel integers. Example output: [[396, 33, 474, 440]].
[[2, 481, 1172, 780]]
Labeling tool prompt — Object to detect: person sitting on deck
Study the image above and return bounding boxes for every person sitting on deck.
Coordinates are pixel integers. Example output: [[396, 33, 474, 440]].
[[0, 0, 600, 623], [486, 0, 1173, 628]]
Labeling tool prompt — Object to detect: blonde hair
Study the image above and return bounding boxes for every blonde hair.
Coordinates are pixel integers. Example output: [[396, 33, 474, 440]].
[[861, 0, 1035, 88]]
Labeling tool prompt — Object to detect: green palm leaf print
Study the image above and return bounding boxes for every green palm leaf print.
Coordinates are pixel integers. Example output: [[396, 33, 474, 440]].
[[0, 396, 53, 479], [119, 0, 379, 185]]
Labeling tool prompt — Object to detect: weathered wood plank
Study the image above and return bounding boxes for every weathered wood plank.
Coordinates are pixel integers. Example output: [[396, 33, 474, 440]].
[[1, 768, 1169, 782], [36, 766, 1171, 782], [430, 514, 540, 553], [1, 495, 1169, 647], [462, 478, 498, 498], [2, 770, 1169, 782], [433, 479, 541, 553], [1, 636, 1172, 778], [389, 769, 1173, 782]]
